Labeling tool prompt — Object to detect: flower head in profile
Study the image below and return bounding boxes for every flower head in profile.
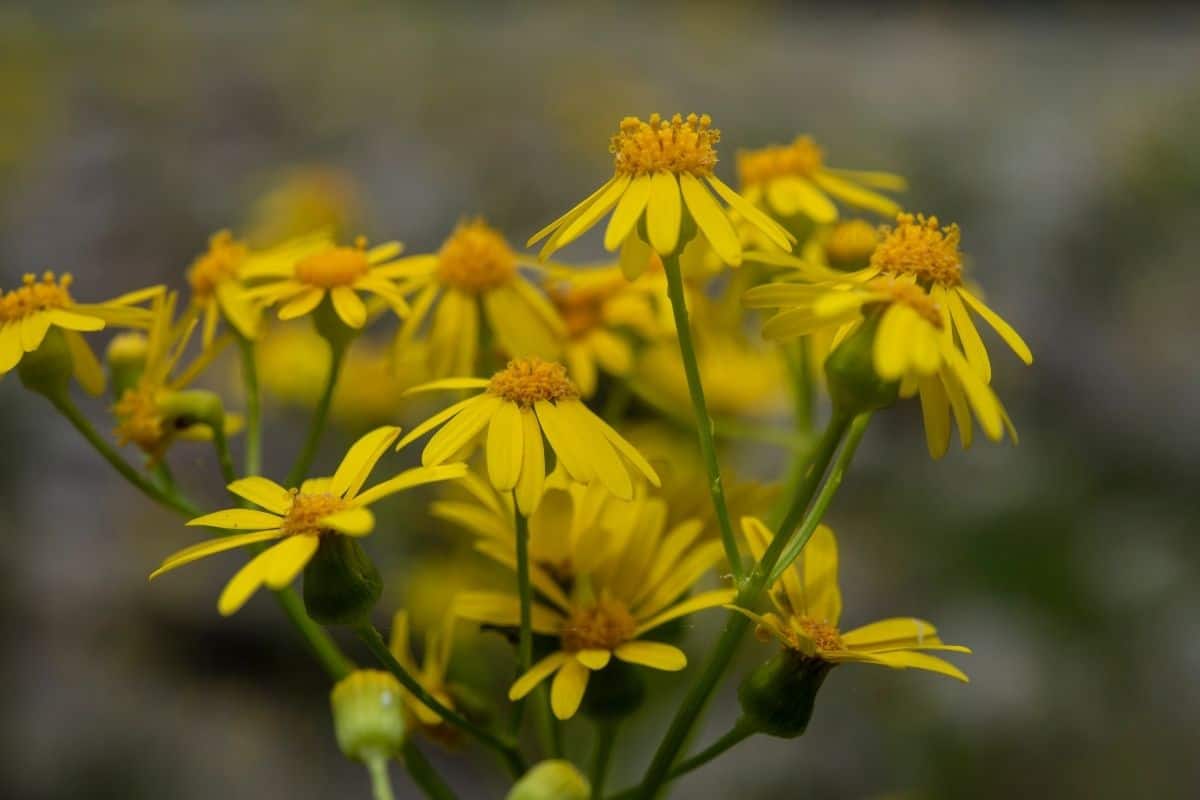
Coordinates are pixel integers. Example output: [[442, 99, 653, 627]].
[[457, 492, 733, 720], [385, 219, 566, 377], [529, 113, 794, 276], [736, 518, 970, 680], [737, 135, 906, 225], [397, 357, 659, 515], [388, 608, 463, 743], [241, 236, 412, 330], [0, 271, 160, 394], [150, 426, 466, 615]]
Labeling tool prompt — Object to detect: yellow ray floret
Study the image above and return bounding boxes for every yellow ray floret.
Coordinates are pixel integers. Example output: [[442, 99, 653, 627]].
[[388, 608, 462, 739]]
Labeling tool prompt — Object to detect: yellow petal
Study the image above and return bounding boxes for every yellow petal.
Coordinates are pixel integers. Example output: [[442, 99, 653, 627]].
[[646, 172, 682, 255], [422, 395, 502, 465], [509, 652, 568, 701], [21, 312, 51, 352], [942, 286, 990, 383], [956, 288, 1033, 365], [319, 506, 375, 537], [226, 476, 294, 514], [46, 309, 105, 332], [864, 649, 969, 682], [634, 589, 735, 636], [706, 175, 794, 251], [614, 641, 687, 671], [401, 378, 491, 397], [680, 172, 741, 266], [261, 534, 320, 589], [527, 177, 617, 247], [455, 591, 563, 633], [514, 408, 546, 516], [187, 508, 284, 530], [811, 172, 901, 217], [0, 323, 23, 372], [604, 174, 653, 251], [486, 401, 524, 492], [556, 400, 632, 499], [277, 287, 325, 320], [533, 400, 593, 483], [331, 425, 403, 499], [550, 657, 590, 719], [802, 525, 842, 626], [353, 463, 468, 507], [585, 409, 661, 487], [873, 305, 915, 381], [779, 177, 839, 224], [330, 286, 366, 328], [217, 545, 277, 616], [842, 618, 941, 649], [541, 175, 631, 258], [618, 232, 653, 280], [215, 282, 260, 340], [575, 649, 611, 670], [149, 529, 285, 580], [63, 330, 105, 396], [918, 375, 951, 460]]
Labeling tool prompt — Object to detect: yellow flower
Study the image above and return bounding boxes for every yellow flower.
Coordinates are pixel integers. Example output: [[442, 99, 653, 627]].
[[0, 271, 160, 394], [735, 518, 970, 681], [528, 113, 794, 275], [185, 229, 331, 348], [244, 166, 363, 247], [747, 273, 1015, 458], [736, 135, 906, 224], [456, 492, 733, 720], [805, 218, 881, 272], [149, 425, 467, 615], [388, 608, 461, 742], [387, 219, 566, 377], [397, 357, 660, 515], [242, 236, 412, 330]]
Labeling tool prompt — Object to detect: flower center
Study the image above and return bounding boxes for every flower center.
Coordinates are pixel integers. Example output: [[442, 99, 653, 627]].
[[0, 272, 73, 322], [736, 135, 824, 187], [797, 616, 844, 653], [869, 213, 962, 286], [487, 357, 579, 408], [824, 219, 879, 268], [295, 240, 371, 288], [187, 231, 247, 298], [435, 220, 517, 293], [549, 284, 615, 339], [281, 492, 350, 536], [561, 598, 637, 652], [113, 383, 165, 453], [611, 113, 720, 177], [867, 276, 944, 328]]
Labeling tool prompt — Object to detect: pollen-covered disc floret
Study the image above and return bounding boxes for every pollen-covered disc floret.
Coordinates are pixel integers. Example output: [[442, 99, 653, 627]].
[[113, 384, 164, 452], [281, 491, 351, 536], [796, 617, 845, 653], [436, 220, 518, 293], [187, 231, 247, 298], [611, 113, 720, 177], [737, 135, 824, 186], [824, 219, 880, 267], [866, 275, 944, 327], [0, 272, 73, 321], [561, 598, 637, 652], [295, 237, 373, 288], [870, 213, 963, 286], [487, 357, 579, 408]]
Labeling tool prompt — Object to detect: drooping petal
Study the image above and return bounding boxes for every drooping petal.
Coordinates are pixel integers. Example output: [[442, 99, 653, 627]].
[[0, 323, 23, 373], [942, 286, 991, 383], [582, 408, 661, 487], [680, 172, 741, 266], [486, 400, 524, 492], [527, 178, 618, 248], [811, 172, 901, 217], [46, 309, 106, 332], [261, 534, 320, 589], [863, 649, 969, 682], [277, 287, 326, 320], [149, 529, 285, 580], [614, 641, 687, 671], [217, 545, 277, 616], [20, 312, 52, 352], [956, 287, 1033, 365], [706, 175, 794, 251], [645, 172, 682, 255], [918, 375, 952, 460], [555, 400, 632, 499], [550, 657, 590, 719], [423, 394, 502, 465], [514, 408, 546, 516], [534, 400, 593, 483], [394, 395, 482, 452], [508, 652, 569, 700], [64, 331, 105, 396], [575, 649, 612, 670], [604, 174, 653, 251], [330, 286, 366, 328], [540, 176, 631, 258]]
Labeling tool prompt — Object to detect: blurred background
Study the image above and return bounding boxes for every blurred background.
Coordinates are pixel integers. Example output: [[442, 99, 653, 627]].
[[2, 3, 1198, 799]]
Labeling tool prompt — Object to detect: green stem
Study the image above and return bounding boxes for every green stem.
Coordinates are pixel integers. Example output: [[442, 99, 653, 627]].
[[236, 333, 262, 476], [48, 393, 199, 516], [273, 583, 354, 680], [590, 720, 618, 799], [354, 623, 527, 778], [633, 413, 865, 800], [602, 381, 632, 424], [660, 252, 743, 580], [365, 753, 397, 800], [402, 740, 459, 800], [285, 340, 346, 487], [609, 720, 754, 800], [212, 425, 238, 486]]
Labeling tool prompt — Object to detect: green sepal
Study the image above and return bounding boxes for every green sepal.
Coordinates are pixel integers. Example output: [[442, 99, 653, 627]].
[[824, 312, 899, 416], [738, 647, 831, 738], [17, 327, 74, 399], [303, 534, 382, 625]]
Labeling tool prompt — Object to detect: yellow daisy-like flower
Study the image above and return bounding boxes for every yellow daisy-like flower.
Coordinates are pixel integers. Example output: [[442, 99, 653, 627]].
[[388, 608, 462, 743], [735, 517, 970, 681], [241, 236, 412, 330], [149, 425, 467, 615], [456, 492, 733, 720], [0, 271, 160, 394], [737, 135, 906, 224], [185, 229, 332, 349], [397, 357, 660, 515], [388, 219, 566, 377], [528, 113, 794, 275], [745, 274, 1014, 458]]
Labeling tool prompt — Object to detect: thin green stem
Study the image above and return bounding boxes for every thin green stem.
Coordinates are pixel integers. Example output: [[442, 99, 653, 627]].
[[633, 413, 867, 800], [285, 340, 346, 488], [273, 583, 354, 680], [609, 720, 754, 799], [212, 425, 238, 487], [660, 252, 743, 580], [48, 393, 199, 516], [236, 333, 262, 476], [590, 720, 618, 799], [365, 754, 397, 800], [354, 622, 527, 778], [402, 740, 459, 800]]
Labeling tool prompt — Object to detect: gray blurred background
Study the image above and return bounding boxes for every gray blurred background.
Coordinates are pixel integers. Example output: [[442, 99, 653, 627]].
[[1, 3, 1198, 799]]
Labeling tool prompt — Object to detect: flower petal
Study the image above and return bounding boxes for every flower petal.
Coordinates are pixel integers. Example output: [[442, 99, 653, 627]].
[[486, 400, 524, 492], [956, 287, 1033, 365], [706, 174, 794, 250], [604, 173, 653, 251], [330, 286, 367, 329], [319, 506, 375, 537], [550, 657, 590, 719], [217, 545, 277, 616], [614, 641, 687, 671], [575, 649, 612, 670], [261, 534, 320, 589], [646, 172, 682, 255], [331, 425, 403, 499], [278, 287, 325, 320], [508, 652, 568, 701], [187, 508, 284, 530], [423, 394, 502, 465], [680, 172, 741, 266], [353, 463, 468, 507], [149, 529, 285, 580], [514, 408, 546, 516]]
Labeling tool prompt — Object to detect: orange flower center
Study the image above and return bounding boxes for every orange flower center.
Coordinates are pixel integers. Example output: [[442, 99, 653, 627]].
[[487, 357, 579, 408], [295, 240, 371, 288], [0, 272, 73, 322], [435, 220, 517, 293], [611, 113, 720, 177], [867, 276, 944, 328], [113, 383, 165, 454], [736, 135, 825, 187], [869, 213, 963, 286], [797, 616, 844, 653], [549, 282, 618, 339], [281, 492, 350, 536], [187, 230, 247, 298], [561, 598, 637, 652], [824, 219, 879, 268]]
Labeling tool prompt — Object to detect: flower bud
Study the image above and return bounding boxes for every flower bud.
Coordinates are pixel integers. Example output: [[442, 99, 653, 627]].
[[303, 534, 382, 625], [581, 656, 645, 721], [330, 670, 406, 761], [311, 294, 359, 352], [824, 313, 898, 416], [17, 327, 75, 399], [105, 332, 149, 398], [506, 760, 590, 800], [156, 389, 226, 434], [738, 648, 831, 739]]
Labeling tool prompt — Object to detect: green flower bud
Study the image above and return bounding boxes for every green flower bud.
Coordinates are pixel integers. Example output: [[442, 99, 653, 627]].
[[581, 656, 645, 721], [824, 313, 898, 416], [17, 327, 74, 399], [506, 760, 590, 800], [156, 389, 226, 433], [105, 332, 148, 399], [303, 534, 382, 625], [311, 294, 359, 352], [330, 670, 406, 761], [738, 648, 831, 738]]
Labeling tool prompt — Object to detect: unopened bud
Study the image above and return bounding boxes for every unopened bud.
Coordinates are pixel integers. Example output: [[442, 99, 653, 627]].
[[738, 648, 831, 739], [105, 333, 149, 398], [330, 670, 406, 761], [506, 760, 590, 800], [303, 534, 382, 625], [17, 327, 74, 399], [824, 313, 898, 416]]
